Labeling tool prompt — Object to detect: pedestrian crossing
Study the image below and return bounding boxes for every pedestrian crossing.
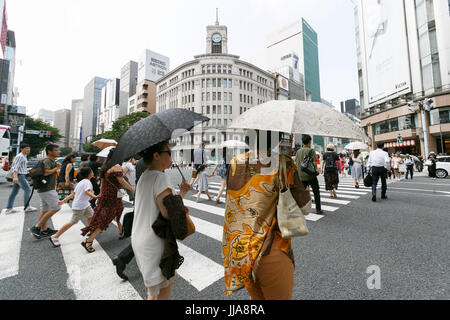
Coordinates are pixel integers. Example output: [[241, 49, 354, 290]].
[[0, 176, 382, 299]]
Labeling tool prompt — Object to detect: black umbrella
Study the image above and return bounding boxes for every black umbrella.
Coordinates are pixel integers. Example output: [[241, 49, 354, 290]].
[[110, 108, 209, 166]]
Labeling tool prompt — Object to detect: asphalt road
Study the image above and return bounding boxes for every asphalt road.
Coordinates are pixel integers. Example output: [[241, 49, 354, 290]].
[[0, 168, 449, 300]]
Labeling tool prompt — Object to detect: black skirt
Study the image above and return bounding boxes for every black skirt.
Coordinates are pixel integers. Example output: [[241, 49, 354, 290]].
[[324, 171, 339, 190]]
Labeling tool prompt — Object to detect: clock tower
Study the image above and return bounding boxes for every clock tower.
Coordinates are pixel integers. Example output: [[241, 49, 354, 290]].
[[206, 9, 228, 55]]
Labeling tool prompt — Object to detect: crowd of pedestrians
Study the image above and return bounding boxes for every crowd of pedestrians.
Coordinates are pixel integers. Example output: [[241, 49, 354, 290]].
[[2, 136, 445, 301]]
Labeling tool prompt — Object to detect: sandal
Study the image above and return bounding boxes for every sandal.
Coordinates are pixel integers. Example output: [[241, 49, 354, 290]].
[[81, 240, 95, 253]]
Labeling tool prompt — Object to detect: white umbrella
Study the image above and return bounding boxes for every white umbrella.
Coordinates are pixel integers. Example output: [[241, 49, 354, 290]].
[[345, 142, 369, 151], [220, 140, 249, 149], [92, 138, 118, 150], [229, 100, 369, 141], [97, 146, 115, 158]]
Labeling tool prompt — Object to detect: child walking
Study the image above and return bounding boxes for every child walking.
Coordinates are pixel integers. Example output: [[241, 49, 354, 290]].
[[49, 167, 99, 248], [194, 165, 214, 202]]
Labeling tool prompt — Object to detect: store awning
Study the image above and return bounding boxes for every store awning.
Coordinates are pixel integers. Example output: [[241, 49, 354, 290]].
[[383, 140, 416, 149]]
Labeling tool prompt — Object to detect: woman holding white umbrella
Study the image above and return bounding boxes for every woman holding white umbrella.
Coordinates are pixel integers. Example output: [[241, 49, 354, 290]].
[[345, 142, 368, 188]]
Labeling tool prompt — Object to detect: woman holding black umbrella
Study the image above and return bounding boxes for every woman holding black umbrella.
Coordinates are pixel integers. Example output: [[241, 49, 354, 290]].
[[80, 149, 135, 252]]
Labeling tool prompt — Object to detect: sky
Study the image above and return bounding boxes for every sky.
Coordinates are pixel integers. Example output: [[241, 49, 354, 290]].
[[7, 0, 359, 116]]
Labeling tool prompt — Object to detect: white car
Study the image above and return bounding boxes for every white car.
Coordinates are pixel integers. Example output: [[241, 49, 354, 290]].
[[436, 156, 450, 179]]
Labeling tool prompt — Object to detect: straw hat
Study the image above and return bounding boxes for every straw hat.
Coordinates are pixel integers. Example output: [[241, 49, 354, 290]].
[[326, 143, 335, 151]]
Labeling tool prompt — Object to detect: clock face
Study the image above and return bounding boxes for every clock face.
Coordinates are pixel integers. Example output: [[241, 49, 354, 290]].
[[212, 33, 222, 43]]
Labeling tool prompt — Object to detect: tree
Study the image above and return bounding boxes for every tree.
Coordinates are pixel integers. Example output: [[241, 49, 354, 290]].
[[83, 112, 150, 151], [60, 147, 73, 157], [23, 116, 62, 158]]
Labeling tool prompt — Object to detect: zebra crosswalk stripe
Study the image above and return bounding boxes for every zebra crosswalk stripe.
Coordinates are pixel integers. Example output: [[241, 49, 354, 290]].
[[51, 204, 143, 300], [0, 208, 25, 280]]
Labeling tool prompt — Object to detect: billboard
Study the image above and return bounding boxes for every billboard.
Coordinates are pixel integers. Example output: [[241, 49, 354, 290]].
[[362, 0, 411, 104], [138, 49, 170, 83]]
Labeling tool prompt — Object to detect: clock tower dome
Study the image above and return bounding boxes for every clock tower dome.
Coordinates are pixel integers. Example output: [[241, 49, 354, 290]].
[[206, 9, 228, 55]]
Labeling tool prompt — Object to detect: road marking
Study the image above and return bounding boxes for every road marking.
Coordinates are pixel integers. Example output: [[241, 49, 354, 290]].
[[176, 242, 224, 291], [311, 203, 339, 212], [189, 216, 223, 241], [319, 188, 368, 195], [0, 208, 25, 280], [387, 186, 450, 194], [183, 199, 225, 217], [51, 204, 142, 300]]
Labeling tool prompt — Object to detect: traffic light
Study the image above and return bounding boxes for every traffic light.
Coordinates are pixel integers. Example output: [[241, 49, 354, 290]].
[[397, 134, 403, 144], [407, 102, 415, 112], [39, 130, 51, 138]]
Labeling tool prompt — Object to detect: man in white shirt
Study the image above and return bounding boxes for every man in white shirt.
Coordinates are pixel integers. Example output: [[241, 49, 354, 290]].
[[368, 142, 391, 202], [5, 144, 37, 213], [404, 154, 415, 180]]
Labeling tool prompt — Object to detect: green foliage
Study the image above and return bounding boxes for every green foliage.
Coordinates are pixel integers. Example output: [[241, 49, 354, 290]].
[[60, 147, 73, 157], [23, 116, 63, 158], [84, 112, 150, 151]]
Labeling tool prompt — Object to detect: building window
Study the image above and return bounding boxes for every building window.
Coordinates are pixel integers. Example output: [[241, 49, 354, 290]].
[[218, 92, 221, 101], [218, 79, 221, 87], [223, 65, 227, 73], [207, 92, 210, 101], [224, 119, 228, 126], [207, 79, 211, 88], [229, 106, 232, 114], [213, 105, 216, 114], [213, 92, 216, 101], [207, 65, 211, 73], [202, 106, 205, 114], [213, 79, 216, 87], [202, 65, 205, 74], [202, 79, 205, 88], [218, 106, 221, 114], [192, 94, 194, 103], [202, 93, 205, 101], [228, 79, 232, 88], [430, 106, 450, 125], [207, 106, 210, 114], [240, 107, 243, 114], [223, 79, 227, 88], [240, 94, 242, 103], [217, 64, 222, 73], [228, 65, 232, 74], [218, 119, 221, 126], [229, 93, 232, 101], [213, 119, 216, 126]]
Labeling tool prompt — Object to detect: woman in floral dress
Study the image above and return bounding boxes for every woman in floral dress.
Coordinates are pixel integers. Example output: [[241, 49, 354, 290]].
[[80, 149, 135, 253]]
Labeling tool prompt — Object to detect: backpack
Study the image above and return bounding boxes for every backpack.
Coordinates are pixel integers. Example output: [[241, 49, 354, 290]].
[[216, 160, 227, 178], [324, 153, 338, 173], [29, 160, 48, 189]]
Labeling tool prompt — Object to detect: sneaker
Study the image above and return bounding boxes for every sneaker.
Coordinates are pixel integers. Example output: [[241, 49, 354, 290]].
[[41, 228, 58, 237], [24, 206, 37, 213], [29, 226, 42, 239], [4, 208, 18, 214], [49, 235, 60, 247]]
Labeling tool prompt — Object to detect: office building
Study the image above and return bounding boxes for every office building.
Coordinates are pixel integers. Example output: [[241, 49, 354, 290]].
[[355, 0, 450, 155], [37, 108, 54, 125], [81, 77, 107, 142], [97, 78, 120, 134], [156, 17, 276, 162], [340, 99, 361, 118], [54, 109, 71, 147], [119, 60, 138, 116], [69, 99, 83, 152]]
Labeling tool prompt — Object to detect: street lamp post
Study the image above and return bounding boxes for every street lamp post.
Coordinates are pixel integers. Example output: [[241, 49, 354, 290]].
[[419, 103, 430, 157]]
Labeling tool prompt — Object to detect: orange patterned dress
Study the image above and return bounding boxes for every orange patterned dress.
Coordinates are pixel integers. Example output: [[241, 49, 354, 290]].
[[222, 151, 311, 296]]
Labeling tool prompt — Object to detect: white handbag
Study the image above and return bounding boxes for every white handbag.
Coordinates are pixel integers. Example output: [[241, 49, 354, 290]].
[[277, 156, 311, 238], [6, 170, 14, 182], [117, 189, 127, 198]]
